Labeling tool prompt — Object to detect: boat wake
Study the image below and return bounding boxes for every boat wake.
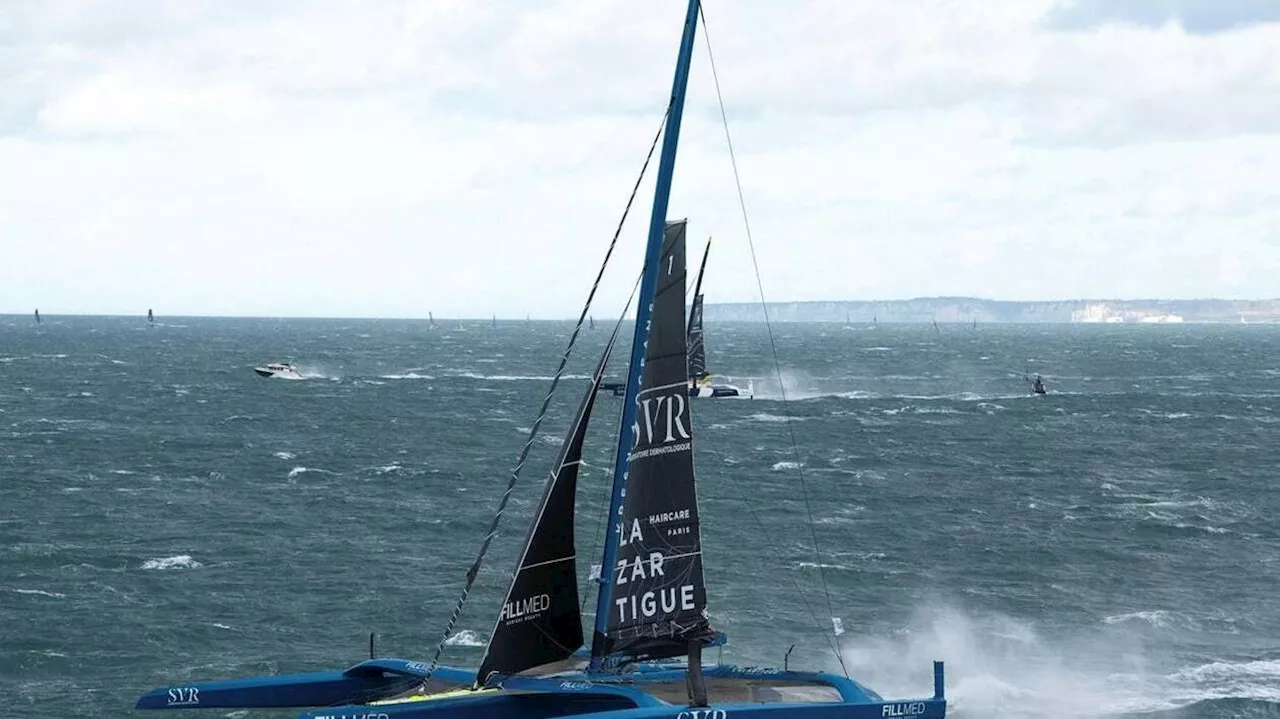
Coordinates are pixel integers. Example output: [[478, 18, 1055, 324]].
[[381, 369, 435, 380], [293, 364, 340, 381], [841, 605, 1280, 718], [451, 371, 591, 382]]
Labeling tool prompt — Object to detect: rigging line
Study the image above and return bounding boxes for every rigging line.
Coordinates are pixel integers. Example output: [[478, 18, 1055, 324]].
[[697, 459, 843, 660], [698, 4, 850, 678], [420, 107, 671, 682]]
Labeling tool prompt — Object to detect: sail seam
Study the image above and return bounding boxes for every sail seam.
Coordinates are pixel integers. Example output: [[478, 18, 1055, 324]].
[[617, 549, 700, 563], [519, 555, 576, 571], [637, 380, 690, 394]]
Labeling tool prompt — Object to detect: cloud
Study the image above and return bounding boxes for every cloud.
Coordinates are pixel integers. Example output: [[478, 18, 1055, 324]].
[[1, 0, 1279, 317], [1048, 0, 1280, 35]]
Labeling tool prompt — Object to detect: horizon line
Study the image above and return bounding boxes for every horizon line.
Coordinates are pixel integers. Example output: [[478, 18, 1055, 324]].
[[7, 295, 1280, 322]]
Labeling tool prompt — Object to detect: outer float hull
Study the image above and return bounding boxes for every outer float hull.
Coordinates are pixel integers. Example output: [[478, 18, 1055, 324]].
[[600, 383, 750, 399], [690, 385, 747, 398], [135, 660, 471, 710]]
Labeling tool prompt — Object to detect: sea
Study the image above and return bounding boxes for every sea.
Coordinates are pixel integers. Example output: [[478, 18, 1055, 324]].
[[2, 316, 1278, 718]]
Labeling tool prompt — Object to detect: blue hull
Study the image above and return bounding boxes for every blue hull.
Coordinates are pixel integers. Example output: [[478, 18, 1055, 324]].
[[136, 661, 945, 717]]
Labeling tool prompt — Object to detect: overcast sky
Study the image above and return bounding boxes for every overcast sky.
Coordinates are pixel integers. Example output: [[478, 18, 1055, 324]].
[[2, 0, 1278, 318]]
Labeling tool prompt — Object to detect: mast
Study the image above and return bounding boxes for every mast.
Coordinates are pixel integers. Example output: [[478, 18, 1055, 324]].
[[590, 0, 701, 671]]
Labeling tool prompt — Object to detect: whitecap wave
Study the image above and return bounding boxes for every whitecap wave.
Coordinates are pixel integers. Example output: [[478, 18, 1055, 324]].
[[141, 555, 203, 570], [444, 630, 486, 647], [8, 588, 67, 599], [455, 372, 589, 382], [1103, 610, 1180, 629]]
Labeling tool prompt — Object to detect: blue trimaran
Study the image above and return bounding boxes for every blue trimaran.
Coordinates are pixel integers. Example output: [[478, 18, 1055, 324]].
[[136, 2, 946, 717]]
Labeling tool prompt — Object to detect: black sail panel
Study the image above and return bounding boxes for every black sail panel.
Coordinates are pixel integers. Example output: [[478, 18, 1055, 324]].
[[686, 238, 711, 383], [604, 219, 715, 663], [476, 331, 619, 684], [687, 294, 706, 381]]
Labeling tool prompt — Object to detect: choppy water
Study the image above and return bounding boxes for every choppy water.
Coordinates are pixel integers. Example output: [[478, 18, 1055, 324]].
[[2, 316, 1278, 718]]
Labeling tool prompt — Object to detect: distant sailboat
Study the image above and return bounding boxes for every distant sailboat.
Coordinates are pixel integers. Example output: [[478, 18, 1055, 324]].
[[1029, 374, 1047, 395], [685, 238, 751, 398], [34, 309, 41, 325], [147, 309, 155, 324], [601, 237, 751, 399], [429, 312, 437, 329], [589, 315, 596, 330]]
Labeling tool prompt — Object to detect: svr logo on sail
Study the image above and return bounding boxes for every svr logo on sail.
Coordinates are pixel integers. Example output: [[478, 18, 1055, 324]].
[[882, 702, 927, 717], [677, 710, 727, 719], [633, 393, 690, 447]]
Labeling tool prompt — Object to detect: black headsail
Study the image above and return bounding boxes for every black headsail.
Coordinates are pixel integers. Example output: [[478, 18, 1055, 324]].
[[686, 238, 711, 383], [475, 329, 620, 685], [687, 295, 706, 382], [601, 219, 716, 664]]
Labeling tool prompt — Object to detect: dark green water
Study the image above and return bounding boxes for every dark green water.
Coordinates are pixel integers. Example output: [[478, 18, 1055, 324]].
[[2, 317, 1278, 718]]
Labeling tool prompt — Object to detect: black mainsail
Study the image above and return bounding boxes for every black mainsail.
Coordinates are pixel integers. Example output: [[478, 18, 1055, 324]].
[[475, 330, 618, 684], [601, 220, 715, 663]]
